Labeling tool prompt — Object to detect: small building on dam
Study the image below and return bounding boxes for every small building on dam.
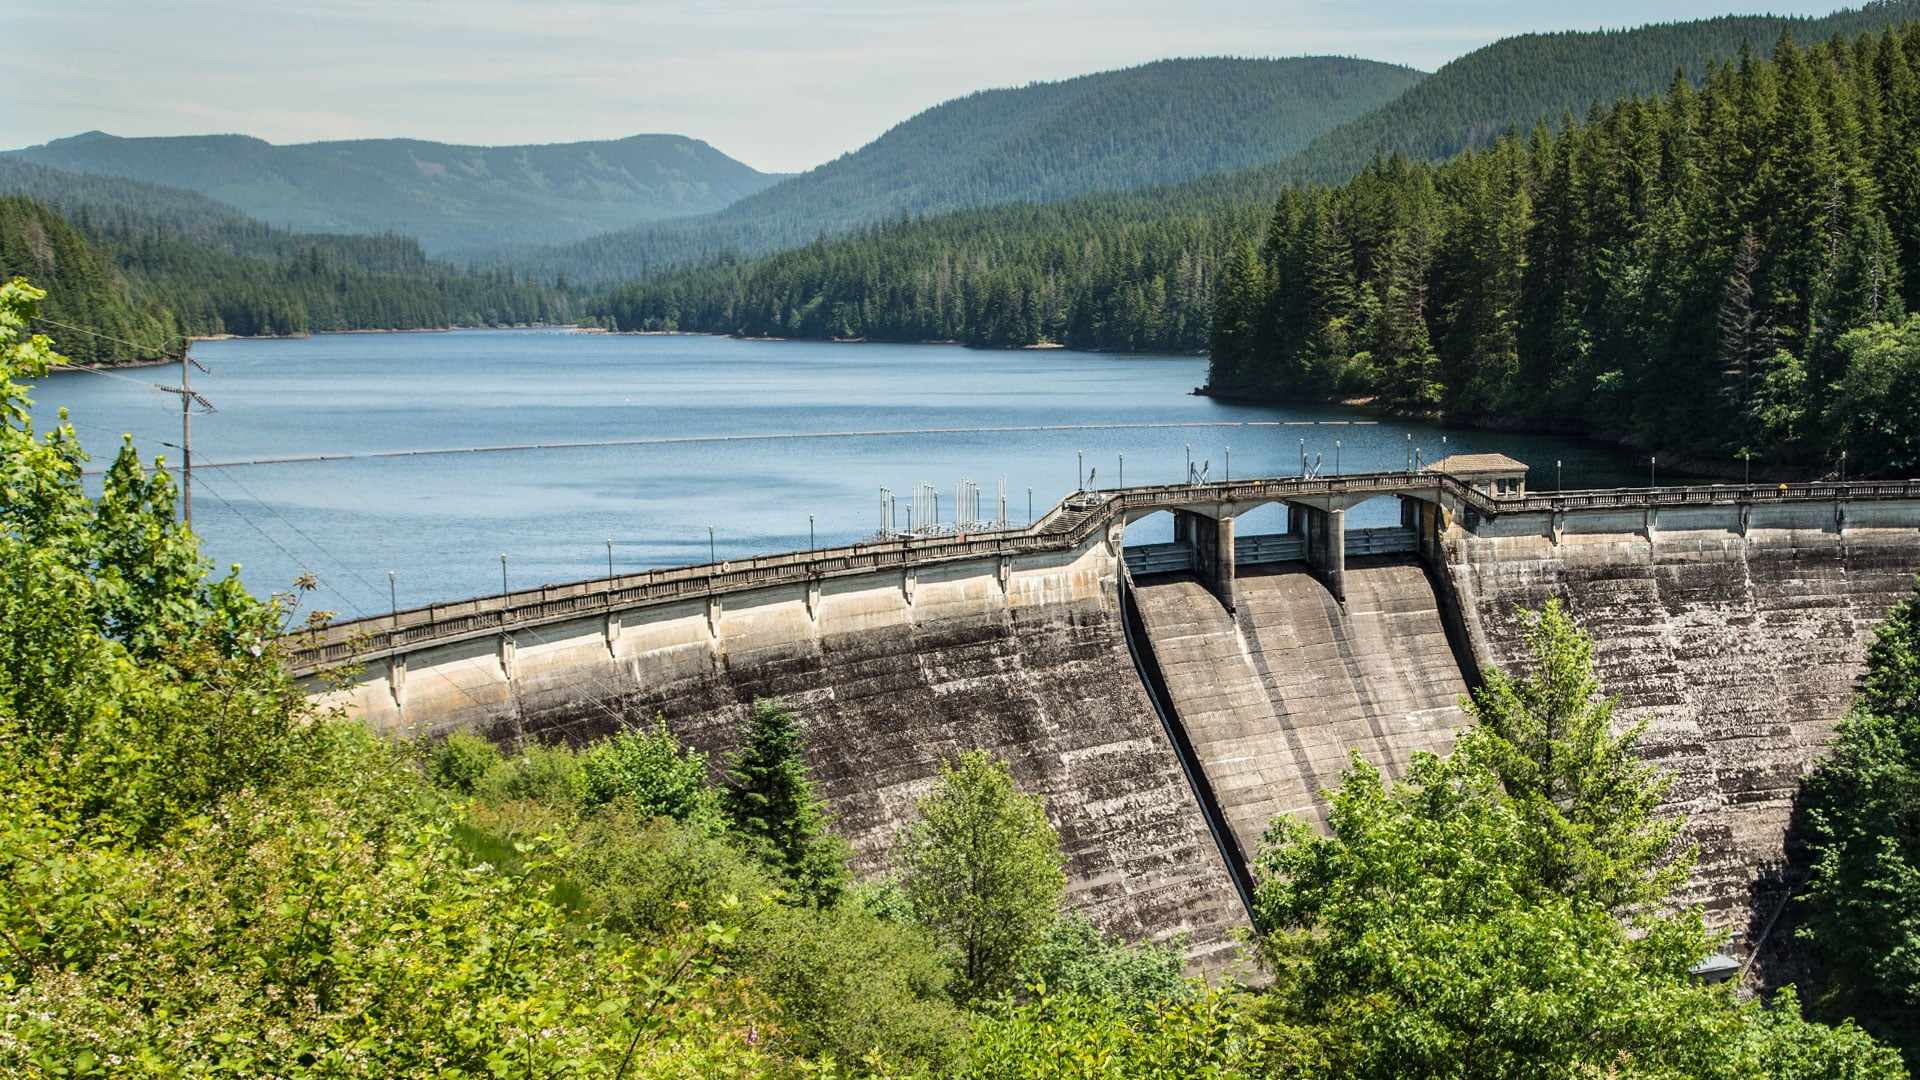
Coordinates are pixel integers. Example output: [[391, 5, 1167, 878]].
[[294, 467, 1920, 977]]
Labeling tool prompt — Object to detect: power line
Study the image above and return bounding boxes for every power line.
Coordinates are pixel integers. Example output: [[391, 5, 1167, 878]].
[[33, 317, 186, 358], [79, 419, 1383, 475], [45, 360, 177, 393], [202, 468, 377, 616]]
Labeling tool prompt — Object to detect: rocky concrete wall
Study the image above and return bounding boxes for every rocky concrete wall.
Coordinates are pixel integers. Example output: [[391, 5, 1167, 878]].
[[1446, 506, 1920, 957], [312, 536, 1250, 969], [1130, 559, 1471, 868]]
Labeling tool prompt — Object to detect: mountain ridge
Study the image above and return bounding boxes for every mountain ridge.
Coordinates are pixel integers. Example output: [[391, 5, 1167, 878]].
[[520, 56, 1426, 283], [5, 130, 786, 257]]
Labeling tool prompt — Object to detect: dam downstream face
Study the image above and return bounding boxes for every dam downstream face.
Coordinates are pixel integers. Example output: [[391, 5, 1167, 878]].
[[1130, 559, 1472, 868], [305, 481, 1920, 975]]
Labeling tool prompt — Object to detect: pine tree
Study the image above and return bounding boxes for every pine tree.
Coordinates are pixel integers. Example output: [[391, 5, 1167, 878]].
[[1798, 587, 1920, 1069], [1456, 600, 1690, 913], [720, 698, 851, 906]]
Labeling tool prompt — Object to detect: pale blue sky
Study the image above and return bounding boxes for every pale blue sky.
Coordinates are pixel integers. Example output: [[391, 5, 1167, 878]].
[[6, 0, 1847, 173]]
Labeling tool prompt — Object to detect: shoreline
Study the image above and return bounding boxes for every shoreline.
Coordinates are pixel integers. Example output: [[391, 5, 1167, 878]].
[[1196, 385, 1830, 484]]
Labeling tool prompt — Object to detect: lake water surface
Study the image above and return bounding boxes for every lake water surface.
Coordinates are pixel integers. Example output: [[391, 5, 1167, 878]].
[[33, 329, 1671, 617]]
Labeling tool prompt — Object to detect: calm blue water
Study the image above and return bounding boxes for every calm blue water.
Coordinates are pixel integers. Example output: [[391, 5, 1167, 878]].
[[30, 329, 1666, 617]]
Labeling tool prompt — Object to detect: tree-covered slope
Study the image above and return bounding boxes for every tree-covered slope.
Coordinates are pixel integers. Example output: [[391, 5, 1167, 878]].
[[1210, 24, 1920, 477], [532, 56, 1425, 282], [0, 196, 179, 363], [1275, 0, 1920, 186], [3, 131, 785, 257], [0, 189, 572, 350], [0, 157, 455, 277]]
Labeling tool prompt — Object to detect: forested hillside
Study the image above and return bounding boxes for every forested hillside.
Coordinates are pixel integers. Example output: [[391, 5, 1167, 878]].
[[587, 1, 1920, 353], [0, 197, 179, 363], [0, 192, 572, 352], [1278, 0, 1920, 185], [1210, 26, 1920, 477], [5, 131, 784, 256], [0, 158, 460, 276], [530, 57, 1424, 283]]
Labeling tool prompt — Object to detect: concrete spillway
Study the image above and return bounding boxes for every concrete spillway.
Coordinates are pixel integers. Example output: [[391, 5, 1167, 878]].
[[1131, 558, 1471, 870]]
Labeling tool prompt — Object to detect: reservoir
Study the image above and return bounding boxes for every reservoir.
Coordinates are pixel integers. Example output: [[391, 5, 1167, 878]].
[[32, 328, 1672, 617]]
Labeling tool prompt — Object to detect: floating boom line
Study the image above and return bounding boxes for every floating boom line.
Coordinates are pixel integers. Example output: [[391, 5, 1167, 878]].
[[82, 419, 1381, 475]]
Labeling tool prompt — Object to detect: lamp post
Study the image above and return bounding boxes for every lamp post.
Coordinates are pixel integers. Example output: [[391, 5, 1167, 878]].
[[1840, 450, 1848, 483], [1225, 446, 1231, 482], [1649, 457, 1657, 489], [809, 514, 815, 551], [1556, 460, 1562, 491], [389, 570, 397, 628], [708, 526, 716, 564], [606, 538, 613, 579], [1406, 433, 1413, 473], [1078, 450, 1084, 490], [1186, 443, 1192, 484], [1335, 439, 1342, 476], [1027, 486, 1033, 526], [499, 554, 508, 602], [1118, 453, 1124, 488], [1300, 437, 1306, 476]]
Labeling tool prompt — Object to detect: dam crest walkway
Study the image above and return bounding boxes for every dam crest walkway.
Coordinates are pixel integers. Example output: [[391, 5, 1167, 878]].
[[286, 472, 1920, 675]]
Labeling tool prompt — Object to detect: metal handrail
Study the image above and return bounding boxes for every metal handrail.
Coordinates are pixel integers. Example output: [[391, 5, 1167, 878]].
[[284, 472, 1919, 673]]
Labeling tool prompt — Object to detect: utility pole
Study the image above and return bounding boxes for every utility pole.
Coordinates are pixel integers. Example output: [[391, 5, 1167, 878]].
[[156, 343, 212, 527]]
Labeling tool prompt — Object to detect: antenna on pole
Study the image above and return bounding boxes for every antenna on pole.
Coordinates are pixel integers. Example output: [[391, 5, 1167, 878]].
[[155, 342, 213, 528]]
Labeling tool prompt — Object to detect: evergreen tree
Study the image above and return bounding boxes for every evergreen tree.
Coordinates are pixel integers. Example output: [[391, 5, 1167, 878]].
[[1798, 586, 1920, 1069], [1253, 600, 1905, 1080], [720, 698, 851, 906], [1456, 601, 1690, 913]]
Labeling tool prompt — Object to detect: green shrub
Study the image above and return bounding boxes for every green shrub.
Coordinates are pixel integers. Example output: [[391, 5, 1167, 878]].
[[742, 900, 966, 1071], [564, 804, 776, 936], [579, 725, 715, 822], [428, 730, 503, 794], [1023, 911, 1191, 1010], [472, 740, 587, 806]]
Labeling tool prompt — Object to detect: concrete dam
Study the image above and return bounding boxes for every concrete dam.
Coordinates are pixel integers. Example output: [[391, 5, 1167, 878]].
[[294, 466, 1920, 971]]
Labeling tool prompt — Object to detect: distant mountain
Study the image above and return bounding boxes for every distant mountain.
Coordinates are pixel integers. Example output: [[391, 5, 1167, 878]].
[[3, 132, 785, 257], [525, 56, 1426, 283]]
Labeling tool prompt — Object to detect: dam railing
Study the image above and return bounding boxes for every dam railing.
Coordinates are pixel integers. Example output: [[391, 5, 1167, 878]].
[[285, 473, 1920, 674]]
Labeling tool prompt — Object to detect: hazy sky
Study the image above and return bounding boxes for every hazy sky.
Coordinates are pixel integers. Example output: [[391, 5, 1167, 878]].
[[7, 0, 1847, 173]]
